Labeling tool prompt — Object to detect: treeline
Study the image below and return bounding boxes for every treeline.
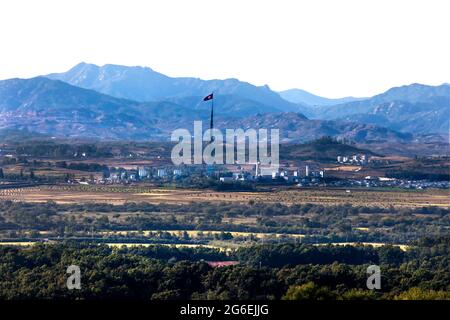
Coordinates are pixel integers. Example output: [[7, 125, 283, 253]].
[[15, 142, 113, 158], [172, 176, 256, 191], [387, 170, 450, 182], [10, 140, 175, 159], [0, 201, 448, 243], [0, 238, 448, 300], [2, 200, 446, 217], [55, 161, 109, 172]]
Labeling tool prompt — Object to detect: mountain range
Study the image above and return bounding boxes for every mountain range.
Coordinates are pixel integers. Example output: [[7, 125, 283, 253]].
[[217, 112, 412, 144], [0, 62, 448, 143], [47, 62, 300, 115], [279, 88, 364, 106], [300, 83, 450, 135], [0, 76, 410, 143]]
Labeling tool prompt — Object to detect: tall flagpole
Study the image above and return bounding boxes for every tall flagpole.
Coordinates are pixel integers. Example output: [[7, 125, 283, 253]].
[[210, 92, 214, 142]]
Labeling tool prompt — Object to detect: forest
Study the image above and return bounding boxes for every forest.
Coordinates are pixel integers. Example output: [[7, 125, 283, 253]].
[[0, 237, 448, 300], [0, 201, 448, 244]]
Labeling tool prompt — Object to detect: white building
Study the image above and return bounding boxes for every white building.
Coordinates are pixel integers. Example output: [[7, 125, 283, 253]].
[[138, 167, 148, 178], [157, 169, 167, 177]]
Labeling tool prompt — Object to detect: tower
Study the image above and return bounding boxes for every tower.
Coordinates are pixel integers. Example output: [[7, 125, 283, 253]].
[[255, 161, 260, 177]]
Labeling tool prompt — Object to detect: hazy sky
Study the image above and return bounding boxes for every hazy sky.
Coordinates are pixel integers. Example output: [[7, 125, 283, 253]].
[[0, 0, 449, 97]]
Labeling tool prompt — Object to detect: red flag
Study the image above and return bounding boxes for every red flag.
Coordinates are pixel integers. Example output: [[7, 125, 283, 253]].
[[203, 93, 213, 101]]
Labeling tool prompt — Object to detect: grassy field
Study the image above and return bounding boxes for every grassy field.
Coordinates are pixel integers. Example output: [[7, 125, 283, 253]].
[[0, 240, 410, 252], [0, 184, 448, 208], [99, 229, 305, 239]]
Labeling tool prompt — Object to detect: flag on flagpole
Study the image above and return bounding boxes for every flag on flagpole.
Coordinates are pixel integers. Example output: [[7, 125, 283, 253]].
[[203, 93, 214, 141], [203, 93, 213, 101]]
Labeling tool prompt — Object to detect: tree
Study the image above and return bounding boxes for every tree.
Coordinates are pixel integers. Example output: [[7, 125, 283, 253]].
[[102, 169, 110, 179], [340, 288, 377, 300], [394, 288, 450, 300], [282, 282, 336, 300]]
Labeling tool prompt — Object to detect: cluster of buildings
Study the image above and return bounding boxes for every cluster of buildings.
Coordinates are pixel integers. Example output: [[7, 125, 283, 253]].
[[102, 166, 190, 184], [219, 164, 324, 184], [99, 162, 448, 189], [90, 162, 328, 186], [328, 176, 449, 189], [66, 156, 450, 190], [88, 163, 449, 190], [0, 146, 16, 159]]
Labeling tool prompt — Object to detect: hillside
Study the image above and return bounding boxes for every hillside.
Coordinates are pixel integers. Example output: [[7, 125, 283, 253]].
[[46, 62, 301, 115], [0, 77, 426, 145], [0, 77, 160, 139], [280, 137, 375, 161], [217, 112, 413, 144], [279, 88, 363, 106], [45, 64, 449, 136], [0, 128, 49, 142], [303, 83, 450, 135]]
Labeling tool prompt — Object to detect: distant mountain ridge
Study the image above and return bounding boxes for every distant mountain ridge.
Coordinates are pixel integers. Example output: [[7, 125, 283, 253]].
[[304, 83, 450, 135], [0, 77, 157, 139], [46, 62, 301, 115], [45, 63, 450, 137], [279, 88, 364, 106], [217, 112, 412, 144], [0, 76, 415, 143]]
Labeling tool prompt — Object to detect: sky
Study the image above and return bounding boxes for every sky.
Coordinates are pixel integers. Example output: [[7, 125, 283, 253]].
[[0, 0, 449, 98]]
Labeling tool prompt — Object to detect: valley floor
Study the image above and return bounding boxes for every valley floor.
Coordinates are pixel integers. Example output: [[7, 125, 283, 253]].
[[0, 185, 448, 208]]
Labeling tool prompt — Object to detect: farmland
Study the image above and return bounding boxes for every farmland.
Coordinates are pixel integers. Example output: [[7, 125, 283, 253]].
[[0, 184, 448, 208]]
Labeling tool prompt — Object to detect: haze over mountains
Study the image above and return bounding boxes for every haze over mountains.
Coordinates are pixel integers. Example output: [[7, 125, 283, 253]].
[[0, 77, 228, 140], [47, 62, 299, 114], [279, 88, 364, 106], [301, 83, 450, 135], [0, 62, 448, 142], [0, 76, 408, 143]]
